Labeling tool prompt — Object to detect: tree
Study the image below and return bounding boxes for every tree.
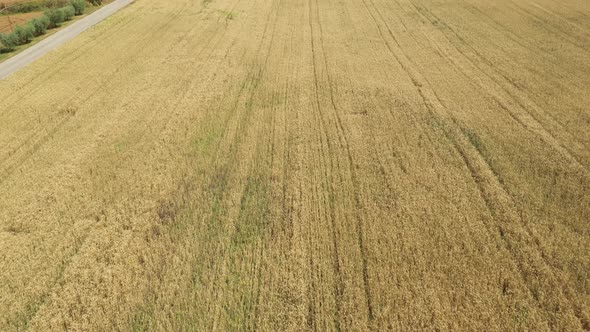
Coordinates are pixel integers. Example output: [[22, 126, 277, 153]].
[[29, 16, 50, 37], [70, 0, 87, 15], [0, 33, 18, 52], [13, 25, 34, 45], [60, 5, 76, 21], [45, 8, 66, 29]]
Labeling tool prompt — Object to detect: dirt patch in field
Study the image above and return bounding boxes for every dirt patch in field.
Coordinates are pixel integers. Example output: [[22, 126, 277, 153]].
[[0, 12, 42, 33]]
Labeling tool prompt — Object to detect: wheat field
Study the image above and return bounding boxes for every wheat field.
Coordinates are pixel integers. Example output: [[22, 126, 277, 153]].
[[0, 0, 589, 330]]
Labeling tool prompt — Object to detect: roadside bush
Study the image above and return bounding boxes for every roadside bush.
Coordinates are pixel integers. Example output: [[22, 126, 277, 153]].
[[90, 0, 103, 5], [45, 8, 65, 28], [0, 33, 18, 52], [2, 0, 69, 14], [29, 16, 50, 37], [60, 5, 76, 21], [5, 2, 40, 14], [70, 0, 86, 15], [13, 25, 34, 44], [0, 1, 83, 54]]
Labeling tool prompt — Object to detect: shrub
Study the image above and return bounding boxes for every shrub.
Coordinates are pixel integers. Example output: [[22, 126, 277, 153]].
[[5, 2, 40, 14], [70, 0, 86, 15], [90, 0, 103, 5], [60, 5, 76, 21], [45, 8, 66, 28], [13, 25, 34, 45], [0, 33, 18, 52], [29, 16, 50, 37]]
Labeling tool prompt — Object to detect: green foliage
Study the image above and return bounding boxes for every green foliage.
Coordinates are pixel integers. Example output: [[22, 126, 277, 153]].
[[60, 5, 76, 21], [69, 0, 87, 15], [29, 16, 50, 37], [45, 8, 66, 28], [0, 0, 103, 54], [0, 24, 34, 52], [1, 0, 70, 14], [90, 0, 103, 5], [217, 9, 237, 21], [3, 2, 43, 14], [13, 25, 34, 45], [0, 33, 18, 52]]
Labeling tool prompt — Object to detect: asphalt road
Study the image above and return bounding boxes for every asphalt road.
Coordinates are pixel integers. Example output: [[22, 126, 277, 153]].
[[0, 0, 133, 80]]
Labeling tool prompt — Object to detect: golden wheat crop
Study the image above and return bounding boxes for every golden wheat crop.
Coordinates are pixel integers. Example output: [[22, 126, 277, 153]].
[[0, 0, 589, 330]]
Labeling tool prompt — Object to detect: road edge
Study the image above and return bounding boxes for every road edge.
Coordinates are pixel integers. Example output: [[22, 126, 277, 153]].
[[0, 0, 134, 80]]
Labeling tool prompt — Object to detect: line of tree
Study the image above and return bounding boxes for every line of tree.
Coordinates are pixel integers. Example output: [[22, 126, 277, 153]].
[[0, 0, 70, 14], [0, 0, 87, 53]]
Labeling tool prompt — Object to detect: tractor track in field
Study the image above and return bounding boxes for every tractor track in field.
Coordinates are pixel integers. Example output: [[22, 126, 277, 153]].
[[1, 0, 589, 330]]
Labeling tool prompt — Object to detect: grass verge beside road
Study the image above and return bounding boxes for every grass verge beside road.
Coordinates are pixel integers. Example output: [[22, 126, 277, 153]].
[[0, 0, 109, 62]]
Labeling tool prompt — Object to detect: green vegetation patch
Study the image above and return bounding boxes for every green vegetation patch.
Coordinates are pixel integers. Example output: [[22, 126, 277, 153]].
[[0, 0, 88, 53]]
